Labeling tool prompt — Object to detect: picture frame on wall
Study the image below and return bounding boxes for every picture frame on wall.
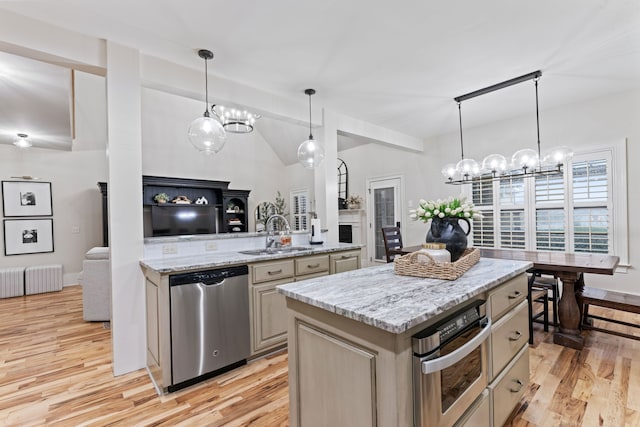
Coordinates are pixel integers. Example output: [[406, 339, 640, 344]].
[[1, 181, 53, 217], [3, 218, 54, 256]]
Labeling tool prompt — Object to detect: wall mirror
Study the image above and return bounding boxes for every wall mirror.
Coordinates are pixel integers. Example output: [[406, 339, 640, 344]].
[[338, 158, 348, 209], [255, 201, 277, 231]]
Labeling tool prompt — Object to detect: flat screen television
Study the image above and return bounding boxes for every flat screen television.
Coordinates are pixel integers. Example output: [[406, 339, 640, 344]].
[[151, 205, 217, 236]]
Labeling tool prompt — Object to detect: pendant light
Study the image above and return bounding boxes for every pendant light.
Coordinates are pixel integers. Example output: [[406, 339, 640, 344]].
[[297, 88, 325, 169], [187, 49, 227, 154]]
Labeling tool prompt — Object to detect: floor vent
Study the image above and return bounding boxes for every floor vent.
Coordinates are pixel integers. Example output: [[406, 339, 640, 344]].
[[25, 264, 63, 295]]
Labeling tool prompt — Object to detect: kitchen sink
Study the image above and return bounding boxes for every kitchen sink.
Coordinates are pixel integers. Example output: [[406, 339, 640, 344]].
[[239, 246, 313, 256]]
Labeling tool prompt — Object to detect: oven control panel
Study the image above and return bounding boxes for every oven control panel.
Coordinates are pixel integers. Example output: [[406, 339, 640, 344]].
[[412, 300, 487, 356], [438, 306, 480, 343]]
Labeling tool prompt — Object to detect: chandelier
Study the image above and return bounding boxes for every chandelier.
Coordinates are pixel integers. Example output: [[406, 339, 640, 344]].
[[212, 105, 261, 133], [442, 70, 573, 185]]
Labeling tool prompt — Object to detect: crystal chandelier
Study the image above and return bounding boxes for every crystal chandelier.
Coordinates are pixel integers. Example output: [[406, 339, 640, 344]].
[[442, 70, 573, 185], [187, 49, 227, 154], [212, 105, 261, 133]]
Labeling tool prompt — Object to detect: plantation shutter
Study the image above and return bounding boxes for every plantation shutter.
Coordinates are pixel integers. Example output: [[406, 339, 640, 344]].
[[291, 190, 308, 231], [471, 180, 494, 247], [572, 158, 609, 253], [499, 176, 525, 248], [535, 174, 565, 251]]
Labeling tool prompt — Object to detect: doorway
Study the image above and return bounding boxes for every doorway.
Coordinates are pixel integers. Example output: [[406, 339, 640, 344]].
[[366, 176, 404, 263]]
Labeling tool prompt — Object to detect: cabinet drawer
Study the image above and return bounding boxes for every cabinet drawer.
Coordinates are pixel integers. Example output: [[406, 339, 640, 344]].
[[252, 260, 295, 284], [295, 255, 329, 276], [489, 274, 527, 321], [489, 346, 529, 427], [455, 389, 489, 427], [491, 300, 528, 380], [295, 271, 330, 281], [330, 250, 361, 275]]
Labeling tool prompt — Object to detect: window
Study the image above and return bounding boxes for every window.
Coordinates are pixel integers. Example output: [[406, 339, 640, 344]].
[[290, 190, 309, 231], [466, 141, 628, 265]]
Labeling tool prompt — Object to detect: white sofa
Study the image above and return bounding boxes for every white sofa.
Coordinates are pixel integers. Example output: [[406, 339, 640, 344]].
[[81, 247, 111, 321]]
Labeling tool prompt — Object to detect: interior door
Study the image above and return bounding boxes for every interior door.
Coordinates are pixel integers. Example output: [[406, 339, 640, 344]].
[[367, 177, 403, 263]]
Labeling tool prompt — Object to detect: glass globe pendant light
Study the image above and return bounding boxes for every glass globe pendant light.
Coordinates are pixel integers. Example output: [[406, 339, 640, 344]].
[[452, 101, 479, 180], [187, 49, 227, 154], [297, 88, 325, 169]]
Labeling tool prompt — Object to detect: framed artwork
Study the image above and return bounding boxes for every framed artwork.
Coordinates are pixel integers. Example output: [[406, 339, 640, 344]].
[[3, 218, 54, 256], [1, 181, 53, 217]]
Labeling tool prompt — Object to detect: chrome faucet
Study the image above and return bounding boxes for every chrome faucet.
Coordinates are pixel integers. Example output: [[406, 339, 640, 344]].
[[265, 214, 291, 248]]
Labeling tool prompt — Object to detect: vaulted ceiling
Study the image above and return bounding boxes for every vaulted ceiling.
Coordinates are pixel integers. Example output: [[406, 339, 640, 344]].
[[0, 0, 638, 160]]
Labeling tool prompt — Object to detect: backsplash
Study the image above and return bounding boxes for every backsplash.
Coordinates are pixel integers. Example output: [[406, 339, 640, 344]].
[[143, 230, 327, 260]]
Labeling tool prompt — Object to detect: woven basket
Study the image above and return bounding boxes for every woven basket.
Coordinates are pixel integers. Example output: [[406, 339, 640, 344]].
[[393, 248, 480, 280]]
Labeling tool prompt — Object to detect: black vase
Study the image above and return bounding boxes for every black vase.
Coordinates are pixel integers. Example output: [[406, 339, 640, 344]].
[[426, 216, 471, 262]]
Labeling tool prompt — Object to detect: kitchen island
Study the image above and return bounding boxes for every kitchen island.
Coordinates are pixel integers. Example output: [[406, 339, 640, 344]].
[[277, 257, 533, 427]]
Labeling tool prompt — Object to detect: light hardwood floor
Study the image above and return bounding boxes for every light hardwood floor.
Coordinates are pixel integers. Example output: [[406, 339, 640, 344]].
[[1, 285, 638, 426]]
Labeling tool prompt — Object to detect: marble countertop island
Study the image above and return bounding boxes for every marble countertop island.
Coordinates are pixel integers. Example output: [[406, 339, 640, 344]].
[[277, 257, 532, 334]]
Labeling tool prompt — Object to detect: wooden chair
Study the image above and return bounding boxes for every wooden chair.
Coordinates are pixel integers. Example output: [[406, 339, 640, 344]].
[[527, 269, 557, 344], [528, 269, 560, 326], [381, 226, 403, 263], [528, 285, 549, 345]]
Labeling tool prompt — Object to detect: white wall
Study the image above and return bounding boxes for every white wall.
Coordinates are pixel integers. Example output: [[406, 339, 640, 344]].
[[0, 71, 107, 284], [341, 88, 640, 294]]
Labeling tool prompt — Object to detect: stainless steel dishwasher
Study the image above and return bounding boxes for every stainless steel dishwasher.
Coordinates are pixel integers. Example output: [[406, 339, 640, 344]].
[[168, 265, 249, 392]]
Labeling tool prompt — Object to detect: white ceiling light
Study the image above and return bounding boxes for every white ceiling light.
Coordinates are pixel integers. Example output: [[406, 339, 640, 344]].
[[13, 133, 31, 148], [212, 105, 261, 134], [187, 49, 227, 155], [443, 70, 573, 185], [297, 88, 325, 169]]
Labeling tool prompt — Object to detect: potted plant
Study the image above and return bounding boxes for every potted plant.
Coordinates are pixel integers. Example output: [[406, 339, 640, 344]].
[[346, 195, 363, 209], [153, 192, 169, 204]]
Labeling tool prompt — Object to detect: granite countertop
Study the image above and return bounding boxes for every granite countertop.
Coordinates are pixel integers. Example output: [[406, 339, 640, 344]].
[[277, 258, 532, 334], [140, 243, 362, 274]]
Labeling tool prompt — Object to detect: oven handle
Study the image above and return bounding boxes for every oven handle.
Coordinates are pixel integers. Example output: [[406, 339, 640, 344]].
[[421, 318, 491, 375]]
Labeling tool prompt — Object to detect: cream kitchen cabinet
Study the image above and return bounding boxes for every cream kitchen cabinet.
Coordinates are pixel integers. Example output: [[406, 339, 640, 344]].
[[329, 249, 361, 274], [487, 273, 529, 426], [249, 250, 358, 357]]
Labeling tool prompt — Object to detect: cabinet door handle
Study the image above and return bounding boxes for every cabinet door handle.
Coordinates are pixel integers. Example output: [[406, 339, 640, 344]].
[[267, 269, 283, 276], [307, 263, 320, 269], [509, 379, 524, 393], [508, 331, 522, 341], [508, 291, 521, 299], [341, 255, 353, 260]]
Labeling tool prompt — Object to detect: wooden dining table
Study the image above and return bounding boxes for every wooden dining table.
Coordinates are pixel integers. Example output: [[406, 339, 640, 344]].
[[398, 246, 620, 350]]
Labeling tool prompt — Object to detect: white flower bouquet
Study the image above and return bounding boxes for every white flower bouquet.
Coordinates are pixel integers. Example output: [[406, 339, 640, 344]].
[[409, 195, 483, 223]]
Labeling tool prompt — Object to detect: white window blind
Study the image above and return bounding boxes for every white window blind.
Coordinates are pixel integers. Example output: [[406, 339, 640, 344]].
[[290, 190, 308, 231], [535, 174, 565, 251], [500, 209, 526, 249], [571, 157, 609, 254]]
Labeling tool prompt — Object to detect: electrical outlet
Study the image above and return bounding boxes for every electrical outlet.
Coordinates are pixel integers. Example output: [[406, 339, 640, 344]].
[[205, 242, 217, 251], [71, 226, 80, 234], [162, 244, 178, 255]]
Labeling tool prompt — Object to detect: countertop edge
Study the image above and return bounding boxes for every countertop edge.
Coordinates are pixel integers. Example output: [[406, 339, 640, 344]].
[[139, 243, 363, 274]]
